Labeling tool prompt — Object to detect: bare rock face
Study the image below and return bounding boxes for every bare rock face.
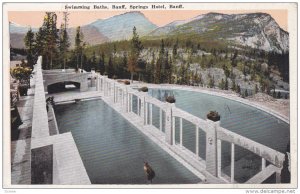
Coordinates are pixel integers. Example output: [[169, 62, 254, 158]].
[[149, 12, 289, 54]]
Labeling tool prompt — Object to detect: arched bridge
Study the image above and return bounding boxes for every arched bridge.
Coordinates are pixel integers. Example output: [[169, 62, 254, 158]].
[[42, 70, 90, 93]]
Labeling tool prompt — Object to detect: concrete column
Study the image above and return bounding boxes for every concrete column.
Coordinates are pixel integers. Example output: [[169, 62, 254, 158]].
[[196, 124, 199, 157], [165, 103, 175, 145], [96, 75, 100, 91], [145, 102, 148, 125], [205, 119, 220, 177], [231, 143, 235, 183], [217, 139, 222, 178], [137, 97, 140, 116], [276, 172, 281, 183], [180, 118, 183, 147], [262, 158, 266, 170], [149, 104, 153, 125], [126, 90, 129, 112], [140, 95, 145, 124], [159, 108, 163, 131], [130, 94, 133, 112]]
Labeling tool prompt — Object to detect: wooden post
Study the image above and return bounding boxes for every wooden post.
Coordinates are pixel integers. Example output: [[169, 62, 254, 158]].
[[231, 143, 235, 183]]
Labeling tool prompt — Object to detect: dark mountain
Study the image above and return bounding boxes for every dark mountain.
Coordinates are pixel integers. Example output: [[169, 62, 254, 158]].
[[89, 11, 157, 41], [9, 11, 157, 48]]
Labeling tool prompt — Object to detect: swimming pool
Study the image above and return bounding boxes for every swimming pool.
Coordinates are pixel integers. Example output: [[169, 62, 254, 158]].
[[147, 88, 290, 182], [55, 99, 201, 184]]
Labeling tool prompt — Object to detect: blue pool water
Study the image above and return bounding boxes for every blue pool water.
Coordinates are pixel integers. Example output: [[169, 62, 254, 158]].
[[148, 89, 290, 182], [55, 99, 201, 184]]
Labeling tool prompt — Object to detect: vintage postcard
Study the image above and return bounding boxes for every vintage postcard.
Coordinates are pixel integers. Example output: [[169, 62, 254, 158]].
[[2, 1, 298, 191]]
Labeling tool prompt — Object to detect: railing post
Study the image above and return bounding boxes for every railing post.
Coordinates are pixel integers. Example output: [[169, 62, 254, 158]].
[[205, 118, 220, 177], [276, 172, 281, 183], [217, 139, 222, 177], [137, 97, 140, 116], [126, 89, 129, 112], [150, 104, 153, 125], [145, 102, 148, 124], [180, 118, 183, 147], [130, 94, 133, 112], [113, 82, 116, 103], [196, 124, 199, 157], [96, 74, 99, 91], [165, 103, 175, 145], [231, 143, 235, 183], [159, 108, 163, 131]]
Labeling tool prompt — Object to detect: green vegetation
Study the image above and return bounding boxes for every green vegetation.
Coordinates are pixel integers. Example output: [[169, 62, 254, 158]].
[[21, 11, 289, 98]]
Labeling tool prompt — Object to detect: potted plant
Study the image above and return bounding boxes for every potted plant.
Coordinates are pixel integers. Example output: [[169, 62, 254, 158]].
[[165, 96, 176, 103], [10, 66, 32, 96], [207, 111, 221, 122], [138, 86, 148, 92]]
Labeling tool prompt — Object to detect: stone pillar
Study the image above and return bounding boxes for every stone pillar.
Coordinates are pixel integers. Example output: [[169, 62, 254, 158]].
[[205, 117, 220, 177], [96, 74, 100, 91], [165, 103, 175, 145]]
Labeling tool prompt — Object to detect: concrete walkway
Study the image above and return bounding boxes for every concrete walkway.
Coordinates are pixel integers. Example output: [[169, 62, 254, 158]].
[[11, 79, 35, 184]]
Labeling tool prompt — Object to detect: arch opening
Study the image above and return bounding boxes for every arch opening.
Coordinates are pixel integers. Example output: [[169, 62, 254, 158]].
[[47, 81, 81, 94]]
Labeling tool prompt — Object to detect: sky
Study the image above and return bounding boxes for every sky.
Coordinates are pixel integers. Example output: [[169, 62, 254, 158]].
[[8, 10, 288, 31]]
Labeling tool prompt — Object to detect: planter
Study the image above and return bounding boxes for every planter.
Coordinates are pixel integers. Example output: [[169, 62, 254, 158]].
[[138, 86, 148, 92], [18, 85, 28, 96], [166, 96, 176, 103], [207, 111, 220, 122]]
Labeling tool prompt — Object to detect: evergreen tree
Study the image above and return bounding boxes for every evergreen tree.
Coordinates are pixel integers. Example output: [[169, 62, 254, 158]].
[[24, 28, 35, 68], [75, 26, 84, 69], [155, 39, 165, 84], [99, 51, 105, 75], [277, 91, 281, 99], [209, 75, 215, 88], [224, 76, 229, 90], [58, 12, 70, 69], [121, 52, 128, 78], [172, 38, 178, 58], [231, 79, 236, 91], [236, 85, 241, 94], [219, 78, 225, 90], [107, 54, 114, 78], [36, 12, 59, 69], [245, 89, 248, 97], [128, 26, 143, 83], [254, 84, 259, 94]]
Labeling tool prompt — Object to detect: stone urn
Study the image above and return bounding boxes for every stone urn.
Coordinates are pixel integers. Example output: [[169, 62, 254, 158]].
[[138, 86, 148, 92], [166, 96, 176, 103], [207, 111, 220, 122]]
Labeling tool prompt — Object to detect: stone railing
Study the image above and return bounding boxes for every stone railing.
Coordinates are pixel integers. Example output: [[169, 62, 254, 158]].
[[97, 74, 286, 184]]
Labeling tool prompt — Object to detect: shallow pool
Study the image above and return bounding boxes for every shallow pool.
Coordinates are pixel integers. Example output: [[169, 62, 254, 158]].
[[148, 89, 290, 182], [55, 99, 201, 184]]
